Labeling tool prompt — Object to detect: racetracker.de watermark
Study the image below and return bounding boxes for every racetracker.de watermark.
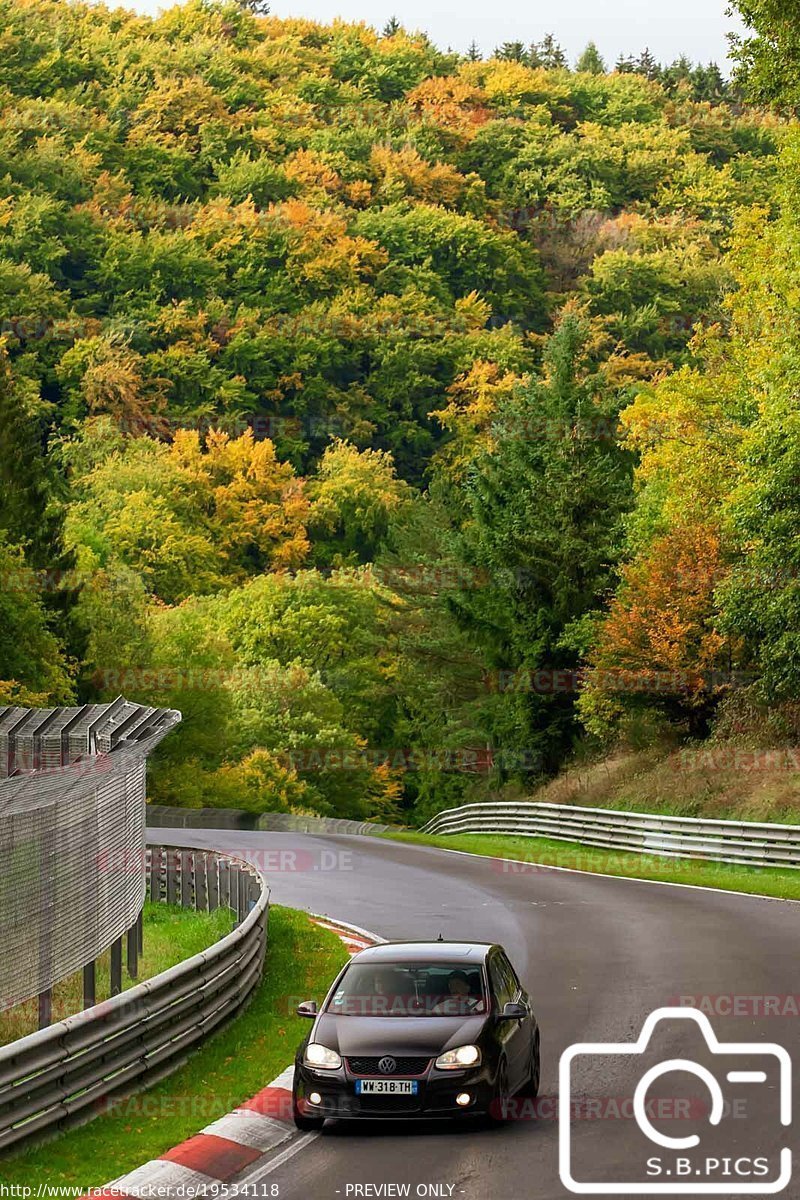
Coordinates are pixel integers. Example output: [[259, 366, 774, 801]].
[[96, 847, 353, 874], [671, 994, 800, 1018]]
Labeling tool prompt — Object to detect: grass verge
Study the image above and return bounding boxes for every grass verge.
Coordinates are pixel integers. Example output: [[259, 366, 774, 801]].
[[1, 906, 348, 1188], [384, 831, 800, 902], [511, 746, 800, 825], [0, 901, 233, 1045]]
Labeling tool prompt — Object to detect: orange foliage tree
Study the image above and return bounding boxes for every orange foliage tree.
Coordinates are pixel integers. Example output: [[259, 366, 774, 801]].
[[579, 523, 730, 736]]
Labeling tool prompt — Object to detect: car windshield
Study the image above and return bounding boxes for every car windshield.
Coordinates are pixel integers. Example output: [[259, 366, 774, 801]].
[[325, 961, 487, 1017]]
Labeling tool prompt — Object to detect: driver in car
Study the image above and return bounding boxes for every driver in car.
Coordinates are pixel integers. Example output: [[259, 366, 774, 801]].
[[431, 969, 482, 1015]]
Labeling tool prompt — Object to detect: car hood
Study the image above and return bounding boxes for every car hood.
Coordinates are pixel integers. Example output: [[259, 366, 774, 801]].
[[312, 1012, 487, 1057]]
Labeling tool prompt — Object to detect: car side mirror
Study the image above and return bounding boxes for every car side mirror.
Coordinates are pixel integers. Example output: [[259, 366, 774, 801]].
[[499, 1001, 528, 1020], [296, 1000, 318, 1018]]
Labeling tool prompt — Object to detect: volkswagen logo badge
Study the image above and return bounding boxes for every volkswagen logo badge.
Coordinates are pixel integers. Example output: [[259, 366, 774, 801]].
[[378, 1056, 396, 1074]]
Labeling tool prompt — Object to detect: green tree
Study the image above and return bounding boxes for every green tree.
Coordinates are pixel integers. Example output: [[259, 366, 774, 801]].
[[0, 352, 56, 566], [215, 568, 397, 745], [352, 203, 547, 326], [495, 42, 529, 63], [660, 55, 695, 94], [720, 418, 800, 699], [62, 421, 309, 604], [446, 312, 633, 772], [576, 42, 606, 74], [636, 48, 661, 80], [715, 133, 800, 697], [691, 62, 728, 104], [730, 0, 800, 113], [0, 536, 73, 704], [308, 440, 413, 568], [140, 570, 405, 817], [537, 34, 568, 70]]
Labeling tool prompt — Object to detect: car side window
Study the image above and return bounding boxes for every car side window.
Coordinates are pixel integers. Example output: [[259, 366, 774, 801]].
[[498, 954, 521, 999], [488, 956, 513, 1009]]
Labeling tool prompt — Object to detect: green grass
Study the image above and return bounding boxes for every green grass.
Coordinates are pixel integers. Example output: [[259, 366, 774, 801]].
[[0, 901, 233, 1046], [1, 906, 349, 1188], [507, 746, 800, 826], [383, 831, 800, 901]]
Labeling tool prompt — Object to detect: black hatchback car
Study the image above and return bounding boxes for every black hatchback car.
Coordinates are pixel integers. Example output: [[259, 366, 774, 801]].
[[292, 940, 539, 1128]]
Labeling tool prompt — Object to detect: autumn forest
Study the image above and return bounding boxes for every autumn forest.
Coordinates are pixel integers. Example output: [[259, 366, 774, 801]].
[[2, 0, 799, 823]]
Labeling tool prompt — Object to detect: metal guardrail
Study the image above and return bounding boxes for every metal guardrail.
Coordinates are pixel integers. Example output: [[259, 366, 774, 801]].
[[0, 845, 268, 1154], [256, 812, 399, 835], [420, 801, 800, 869], [147, 804, 400, 835], [146, 804, 264, 831]]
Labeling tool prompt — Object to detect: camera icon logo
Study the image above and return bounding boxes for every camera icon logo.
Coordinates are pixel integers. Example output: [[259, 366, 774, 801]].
[[559, 1006, 792, 1194]]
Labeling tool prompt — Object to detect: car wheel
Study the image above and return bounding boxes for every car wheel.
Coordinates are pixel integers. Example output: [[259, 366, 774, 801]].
[[518, 1030, 540, 1100], [293, 1095, 325, 1132], [489, 1059, 510, 1124]]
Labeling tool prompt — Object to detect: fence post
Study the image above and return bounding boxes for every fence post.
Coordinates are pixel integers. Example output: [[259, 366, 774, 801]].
[[208, 856, 219, 911], [110, 935, 123, 996], [83, 961, 96, 1010], [166, 851, 178, 906], [126, 924, 139, 980], [149, 847, 161, 902], [38, 988, 52, 1030], [236, 867, 246, 923], [196, 853, 209, 911], [181, 851, 193, 909]]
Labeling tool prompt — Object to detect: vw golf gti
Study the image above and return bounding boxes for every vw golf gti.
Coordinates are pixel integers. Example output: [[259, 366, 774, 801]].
[[292, 940, 540, 1127]]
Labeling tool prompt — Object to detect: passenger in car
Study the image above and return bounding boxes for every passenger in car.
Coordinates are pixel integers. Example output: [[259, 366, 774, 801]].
[[431, 970, 483, 1015]]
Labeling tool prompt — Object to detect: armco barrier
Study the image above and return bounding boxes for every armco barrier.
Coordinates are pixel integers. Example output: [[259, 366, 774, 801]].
[[146, 804, 262, 831], [0, 845, 268, 1154], [147, 804, 400, 835], [420, 801, 800, 869], [235, 811, 401, 835]]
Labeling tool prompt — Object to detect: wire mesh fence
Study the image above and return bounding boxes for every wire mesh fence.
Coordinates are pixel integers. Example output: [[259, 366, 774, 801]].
[[0, 845, 268, 1154], [0, 700, 180, 1011]]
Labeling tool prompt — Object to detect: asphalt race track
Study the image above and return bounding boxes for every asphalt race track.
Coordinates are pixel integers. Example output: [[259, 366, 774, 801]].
[[152, 829, 800, 1200]]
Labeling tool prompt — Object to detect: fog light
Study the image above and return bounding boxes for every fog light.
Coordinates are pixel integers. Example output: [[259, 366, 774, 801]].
[[309, 1091, 322, 1105], [456, 1092, 471, 1107]]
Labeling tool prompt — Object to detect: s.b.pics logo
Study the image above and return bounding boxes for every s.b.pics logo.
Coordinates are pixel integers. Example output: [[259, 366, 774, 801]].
[[559, 1008, 792, 1194]]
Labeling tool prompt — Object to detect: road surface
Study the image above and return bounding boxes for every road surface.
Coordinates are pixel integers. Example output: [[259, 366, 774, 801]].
[[151, 828, 800, 1200]]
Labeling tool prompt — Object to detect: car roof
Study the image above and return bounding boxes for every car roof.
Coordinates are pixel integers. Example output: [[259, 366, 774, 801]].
[[349, 941, 496, 965]]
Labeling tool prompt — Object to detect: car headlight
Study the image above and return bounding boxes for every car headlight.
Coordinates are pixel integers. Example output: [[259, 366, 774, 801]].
[[435, 1044, 481, 1069], [304, 1042, 342, 1070]]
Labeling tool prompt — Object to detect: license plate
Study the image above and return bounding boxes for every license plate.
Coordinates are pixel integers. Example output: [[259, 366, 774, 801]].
[[355, 1079, 418, 1095]]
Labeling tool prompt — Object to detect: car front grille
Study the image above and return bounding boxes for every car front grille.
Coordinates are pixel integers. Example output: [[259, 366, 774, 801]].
[[346, 1055, 431, 1077]]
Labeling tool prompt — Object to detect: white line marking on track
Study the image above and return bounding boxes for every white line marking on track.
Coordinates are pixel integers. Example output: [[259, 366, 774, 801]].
[[230, 1131, 318, 1187], [309, 911, 388, 942], [409, 842, 800, 906]]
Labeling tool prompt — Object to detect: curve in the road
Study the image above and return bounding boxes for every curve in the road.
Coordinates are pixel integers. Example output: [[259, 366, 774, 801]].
[[151, 828, 800, 1200]]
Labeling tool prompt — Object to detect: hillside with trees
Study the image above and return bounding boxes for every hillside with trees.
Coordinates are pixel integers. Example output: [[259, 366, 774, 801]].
[[0, 0, 796, 823]]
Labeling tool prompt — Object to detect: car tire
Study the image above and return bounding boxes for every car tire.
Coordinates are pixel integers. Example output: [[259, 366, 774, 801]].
[[489, 1059, 510, 1124], [292, 1096, 325, 1132], [518, 1030, 540, 1100]]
